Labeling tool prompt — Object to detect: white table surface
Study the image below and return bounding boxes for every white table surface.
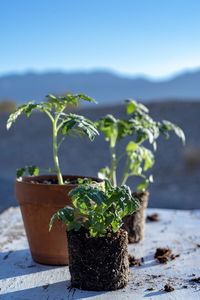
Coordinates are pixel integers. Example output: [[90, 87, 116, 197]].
[[0, 207, 200, 300]]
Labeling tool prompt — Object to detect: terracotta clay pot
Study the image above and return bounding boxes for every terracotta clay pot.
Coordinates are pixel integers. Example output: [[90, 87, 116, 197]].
[[67, 227, 129, 291], [15, 174, 103, 266], [122, 190, 149, 243]]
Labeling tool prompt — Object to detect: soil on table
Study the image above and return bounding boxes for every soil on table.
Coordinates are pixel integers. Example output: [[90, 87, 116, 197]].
[[122, 191, 149, 243], [189, 277, 200, 283], [164, 284, 175, 292], [128, 254, 142, 267], [146, 213, 160, 222], [67, 227, 129, 291], [154, 248, 180, 264]]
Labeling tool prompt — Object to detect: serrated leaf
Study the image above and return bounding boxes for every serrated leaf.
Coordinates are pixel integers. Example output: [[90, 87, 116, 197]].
[[136, 180, 148, 191], [126, 102, 137, 115], [7, 103, 28, 130], [51, 180, 140, 236], [143, 148, 155, 171], [27, 165, 39, 176], [25, 103, 39, 117], [61, 114, 99, 141], [46, 94, 57, 99], [16, 167, 26, 178], [77, 94, 97, 104], [126, 141, 138, 152]]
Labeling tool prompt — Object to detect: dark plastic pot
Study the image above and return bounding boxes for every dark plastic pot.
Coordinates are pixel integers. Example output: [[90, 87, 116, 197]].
[[67, 227, 129, 291], [15, 174, 103, 265], [122, 191, 149, 243]]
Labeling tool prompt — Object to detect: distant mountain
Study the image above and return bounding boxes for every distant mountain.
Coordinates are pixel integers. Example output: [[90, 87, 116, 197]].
[[0, 69, 200, 105]]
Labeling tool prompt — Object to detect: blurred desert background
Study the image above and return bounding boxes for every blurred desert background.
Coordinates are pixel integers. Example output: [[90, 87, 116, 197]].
[[0, 0, 200, 212]]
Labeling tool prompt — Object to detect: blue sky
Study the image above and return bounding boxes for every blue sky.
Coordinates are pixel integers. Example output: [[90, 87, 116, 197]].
[[1, 0, 200, 78]]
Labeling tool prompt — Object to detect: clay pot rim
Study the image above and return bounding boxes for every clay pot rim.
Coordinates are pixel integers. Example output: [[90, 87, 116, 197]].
[[15, 174, 103, 187]]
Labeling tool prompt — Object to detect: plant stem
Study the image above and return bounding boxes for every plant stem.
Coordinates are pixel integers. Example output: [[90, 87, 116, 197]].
[[53, 120, 63, 185], [111, 145, 117, 187], [44, 108, 64, 185], [120, 156, 130, 186]]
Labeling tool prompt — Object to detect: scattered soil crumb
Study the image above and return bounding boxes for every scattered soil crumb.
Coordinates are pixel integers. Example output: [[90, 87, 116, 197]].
[[154, 248, 171, 264], [189, 277, 200, 284], [154, 248, 179, 264], [141, 257, 144, 263], [183, 285, 188, 288], [170, 254, 180, 260], [42, 284, 49, 290], [147, 213, 160, 222], [128, 254, 142, 266], [146, 288, 154, 291], [164, 284, 175, 292], [152, 274, 163, 278]]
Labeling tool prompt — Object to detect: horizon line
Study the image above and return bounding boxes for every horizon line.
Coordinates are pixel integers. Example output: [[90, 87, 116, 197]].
[[0, 65, 200, 82]]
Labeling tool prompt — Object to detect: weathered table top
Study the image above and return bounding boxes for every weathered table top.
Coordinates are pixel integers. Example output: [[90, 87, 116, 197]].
[[0, 207, 200, 300]]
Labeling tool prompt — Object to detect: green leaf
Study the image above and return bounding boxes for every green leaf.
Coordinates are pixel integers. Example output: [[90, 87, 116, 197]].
[[136, 180, 148, 191], [27, 165, 39, 176], [143, 148, 155, 171], [77, 94, 97, 104], [49, 180, 139, 237], [124, 99, 149, 115], [25, 103, 39, 117], [126, 141, 138, 152], [98, 167, 111, 180], [46, 94, 57, 100], [126, 102, 137, 115], [16, 167, 26, 178], [57, 206, 75, 223], [61, 114, 99, 141], [162, 120, 186, 145], [7, 103, 28, 130], [49, 213, 57, 231]]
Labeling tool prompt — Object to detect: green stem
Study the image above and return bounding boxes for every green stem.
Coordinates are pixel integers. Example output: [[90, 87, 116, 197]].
[[53, 120, 63, 185], [116, 151, 126, 165], [111, 145, 117, 187], [120, 156, 130, 186], [44, 108, 64, 185]]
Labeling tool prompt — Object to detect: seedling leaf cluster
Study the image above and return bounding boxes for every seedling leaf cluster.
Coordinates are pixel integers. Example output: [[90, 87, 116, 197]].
[[7, 94, 98, 184], [49, 180, 140, 237], [97, 99, 185, 189]]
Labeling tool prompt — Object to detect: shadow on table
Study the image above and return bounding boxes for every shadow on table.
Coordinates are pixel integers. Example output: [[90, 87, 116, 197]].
[[144, 290, 167, 297], [0, 249, 63, 280], [0, 280, 108, 300]]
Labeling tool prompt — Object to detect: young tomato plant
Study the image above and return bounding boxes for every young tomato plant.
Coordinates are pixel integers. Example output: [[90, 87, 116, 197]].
[[7, 94, 99, 185], [49, 180, 140, 237], [96, 99, 185, 190]]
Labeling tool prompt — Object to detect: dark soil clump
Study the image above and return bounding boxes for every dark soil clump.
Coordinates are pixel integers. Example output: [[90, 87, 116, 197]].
[[154, 248, 171, 264], [189, 277, 200, 283], [170, 253, 180, 260], [164, 284, 175, 292], [128, 254, 142, 266], [122, 191, 149, 243], [154, 248, 179, 264], [146, 213, 159, 222], [67, 227, 129, 291], [146, 287, 154, 291]]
